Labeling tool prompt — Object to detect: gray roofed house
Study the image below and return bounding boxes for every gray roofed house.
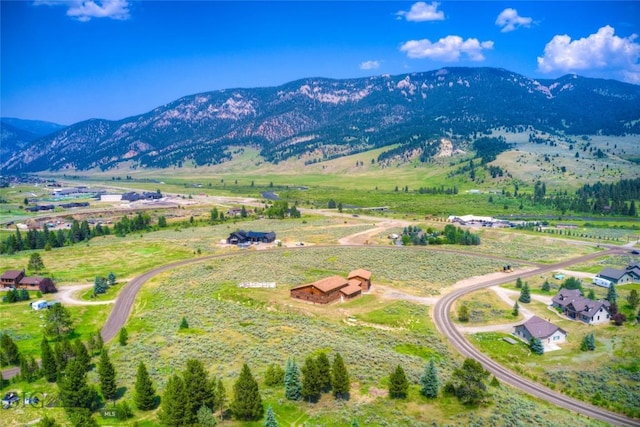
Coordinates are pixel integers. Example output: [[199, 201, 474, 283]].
[[596, 267, 634, 285], [551, 289, 611, 325], [514, 316, 566, 349]]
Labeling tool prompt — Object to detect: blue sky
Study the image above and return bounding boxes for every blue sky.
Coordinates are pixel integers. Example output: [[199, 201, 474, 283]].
[[1, 1, 639, 125]]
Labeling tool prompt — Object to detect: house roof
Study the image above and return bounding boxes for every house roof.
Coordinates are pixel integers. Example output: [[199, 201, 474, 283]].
[[291, 276, 348, 293], [566, 299, 610, 318], [246, 231, 275, 239], [348, 269, 372, 280], [552, 289, 610, 319], [340, 283, 362, 296], [552, 289, 582, 308], [19, 277, 45, 286], [1, 270, 25, 280], [517, 315, 565, 339], [597, 267, 627, 281]]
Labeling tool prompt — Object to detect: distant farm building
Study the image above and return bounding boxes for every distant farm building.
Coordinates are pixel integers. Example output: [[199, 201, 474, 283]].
[[290, 269, 372, 304], [514, 316, 567, 349], [227, 230, 276, 245]]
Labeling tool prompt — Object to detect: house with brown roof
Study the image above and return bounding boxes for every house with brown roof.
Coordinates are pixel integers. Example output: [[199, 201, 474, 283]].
[[1, 270, 25, 288], [514, 316, 567, 349], [290, 272, 367, 304], [551, 289, 611, 325], [348, 269, 372, 292]]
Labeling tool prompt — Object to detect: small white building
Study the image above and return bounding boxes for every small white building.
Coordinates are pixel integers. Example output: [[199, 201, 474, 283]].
[[31, 300, 48, 310], [514, 316, 567, 349]]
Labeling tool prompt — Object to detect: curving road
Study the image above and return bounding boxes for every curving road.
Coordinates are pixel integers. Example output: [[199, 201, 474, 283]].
[[433, 246, 640, 427]]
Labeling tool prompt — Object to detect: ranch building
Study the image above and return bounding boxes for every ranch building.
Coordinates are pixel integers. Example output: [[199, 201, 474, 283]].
[[290, 276, 362, 304]]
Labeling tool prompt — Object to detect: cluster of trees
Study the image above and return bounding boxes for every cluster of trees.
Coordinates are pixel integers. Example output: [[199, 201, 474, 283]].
[[2, 288, 31, 303], [93, 272, 117, 296], [282, 352, 350, 403], [264, 201, 300, 219], [400, 225, 480, 246], [112, 212, 152, 237], [0, 220, 110, 255]]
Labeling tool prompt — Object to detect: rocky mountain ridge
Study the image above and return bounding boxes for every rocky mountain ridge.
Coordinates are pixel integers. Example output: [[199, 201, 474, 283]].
[[3, 67, 639, 172]]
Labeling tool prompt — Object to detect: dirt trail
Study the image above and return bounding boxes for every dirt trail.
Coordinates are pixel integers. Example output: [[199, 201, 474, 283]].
[[55, 284, 115, 306]]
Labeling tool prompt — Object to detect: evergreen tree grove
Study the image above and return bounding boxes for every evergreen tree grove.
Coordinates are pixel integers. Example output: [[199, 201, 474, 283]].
[[98, 349, 117, 401], [134, 361, 156, 410], [301, 356, 321, 402], [388, 365, 409, 399], [519, 283, 531, 303], [41, 336, 58, 382], [284, 358, 301, 401], [159, 374, 187, 426], [315, 352, 331, 392], [264, 405, 279, 427], [230, 363, 263, 421], [331, 353, 350, 399], [420, 359, 438, 398], [183, 359, 215, 425]]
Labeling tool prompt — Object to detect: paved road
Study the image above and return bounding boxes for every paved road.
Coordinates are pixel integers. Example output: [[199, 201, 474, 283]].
[[433, 246, 640, 427]]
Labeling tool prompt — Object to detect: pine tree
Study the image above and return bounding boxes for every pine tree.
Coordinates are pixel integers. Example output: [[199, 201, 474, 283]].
[[331, 353, 350, 399], [54, 337, 74, 374], [515, 277, 523, 288], [263, 405, 278, 427], [512, 300, 519, 316], [388, 365, 409, 399], [626, 289, 639, 310], [44, 304, 74, 340], [587, 332, 596, 350], [98, 349, 117, 401], [183, 359, 215, 424], [58, 359, 96, 411], [159, 374, 187, 426], [316, 352, 331, 392], [458, 304, 470, 322], [606, 282, 617, 304], [530, 337, 544, 355], [264, 363, 285, 387], [107, 272, 117, 286], [41, 336, 57, 382], [197, 405, 217, 427], [36, 415, 61, 427], [179, 317, 189, 329], [0, 334, 21, 365], [94, 332, 104, 355], [28, 252, 45, 273], [74, 339, 91, 373], [519, 283, 531, 303], [230, 363, 262, 420], [351, 420, 360, 427], [420, 359, 438, 398], [587, 288, 596, 300], [118, 327, 128, 346], [284, 358, 301, 401], [134, 361, 156, 410], [301, 356, 321, 402], [216, 378, 227, 420], [541, 280, 551, 292]]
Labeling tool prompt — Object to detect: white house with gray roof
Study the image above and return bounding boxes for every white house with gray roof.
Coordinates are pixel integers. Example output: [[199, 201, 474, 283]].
[[514, 316, 567, 349]]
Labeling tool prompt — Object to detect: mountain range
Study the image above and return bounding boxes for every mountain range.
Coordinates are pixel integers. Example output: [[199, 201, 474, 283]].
[[2, 67, 639, 173]]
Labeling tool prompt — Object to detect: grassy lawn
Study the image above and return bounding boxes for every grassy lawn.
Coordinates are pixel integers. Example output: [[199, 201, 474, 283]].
[[454, 289, 523, 325]]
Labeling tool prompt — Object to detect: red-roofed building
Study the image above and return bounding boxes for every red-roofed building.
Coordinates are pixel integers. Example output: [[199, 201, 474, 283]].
[[348, 269, 372, 292]]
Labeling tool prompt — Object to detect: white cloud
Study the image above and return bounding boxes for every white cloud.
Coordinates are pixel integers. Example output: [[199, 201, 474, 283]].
[[400, 36, 494, 62], [360, 60, 381, 70], [397, 2, 444, 22], [537, 26, 640, 83], [34, 0, 131, 22], [495, 8, 532, 32]]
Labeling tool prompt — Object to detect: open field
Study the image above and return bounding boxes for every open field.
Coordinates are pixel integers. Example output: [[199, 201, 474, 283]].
[[1, 178, 638, 426]]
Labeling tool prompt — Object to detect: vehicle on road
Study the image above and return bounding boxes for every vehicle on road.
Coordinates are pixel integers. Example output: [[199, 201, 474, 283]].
[[2, 392, 19, 408]]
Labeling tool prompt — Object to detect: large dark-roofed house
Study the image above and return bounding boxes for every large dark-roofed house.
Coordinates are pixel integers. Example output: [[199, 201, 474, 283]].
[[596, 267, 634, 285], [514, 316, 566, 349], [551, 289, 611, 325], [227, 230, 276, 245]]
